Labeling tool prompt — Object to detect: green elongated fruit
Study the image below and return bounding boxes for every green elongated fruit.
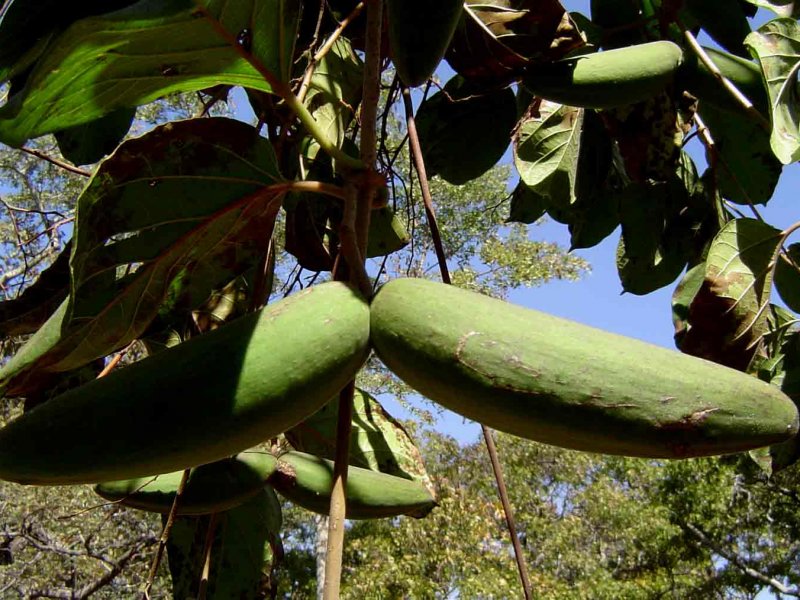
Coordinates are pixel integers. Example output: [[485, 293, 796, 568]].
[[0, 282, 370, 485], [370, 278, 799, 459], [678, 46, 768, 116], [94, 451, 277, 516], [268, 451, 437, 519], [523, 41, 683, 109], [387, 0, 463, 87]]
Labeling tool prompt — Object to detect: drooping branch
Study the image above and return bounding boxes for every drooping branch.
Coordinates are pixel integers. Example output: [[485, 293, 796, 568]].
[[682, 522, 800, 597]]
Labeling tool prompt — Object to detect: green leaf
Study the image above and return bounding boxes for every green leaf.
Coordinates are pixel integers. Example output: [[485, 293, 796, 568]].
[[286, 388, 432, 484], [682, 218, 782, 370], [508, 181, 547, 224], [745, 19, 800, 164], [514, 101, 582, 208], [54, 107, 136, 166], [683, 0, 752, 57], [0, 117, 285, 394], [0, 0, 301, 147], [775, 242, 800, 313], [672, 262, 706, 350], [699, 103, 782, 205], [166, 488, 283, 599], [0, 0, 139, 80], [366, 207, 411, 259], [302, 37, 363, 161], [416, 75, 516, 185], [744, 0, 800, 18]]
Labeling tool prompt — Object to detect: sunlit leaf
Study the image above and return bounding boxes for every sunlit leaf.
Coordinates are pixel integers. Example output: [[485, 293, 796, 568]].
[[744, 0, 800, 18], [514, 101, 582, 207], [745, 19, 800, 164], [0, 0, 301, 146], [682, 218, 782, 370], [0, 117, 286, 394]]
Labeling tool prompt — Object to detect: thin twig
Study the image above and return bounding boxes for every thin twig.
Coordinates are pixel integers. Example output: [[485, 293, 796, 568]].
[[297, 2, 366, 103], [683, 30, 771, 131], [402, 85, 534, 600], [197, 513, 221, 600], [19, 147, 91, 177], [141, 468, 191, 599], [322, 381, 356, 600]]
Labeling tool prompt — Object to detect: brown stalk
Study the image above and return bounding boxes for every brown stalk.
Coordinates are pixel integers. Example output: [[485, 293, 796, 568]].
[[401, 86, 534, 600], [323, 1, 384, 598]]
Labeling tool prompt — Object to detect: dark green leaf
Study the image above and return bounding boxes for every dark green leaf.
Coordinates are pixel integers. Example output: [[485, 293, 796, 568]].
[[683, 0, 752, 57], [672, 262, 706, 351], [775, 243, 800, 313], [54, 107, 136, 166], [0, 117, 284, 394], [682, 218, 782, 370], [700, 106, 782, 205], [416, 75, 516, 185], [166, 488, 283, 599], [745, 19, 800, 164], [0, 0, 301, 147], [508, 181, 547, 224]]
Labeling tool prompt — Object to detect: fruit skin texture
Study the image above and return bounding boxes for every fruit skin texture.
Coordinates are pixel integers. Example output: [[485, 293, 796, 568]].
[[370, 278, 799, 459], [0, 282, 371, 485], [523, 41, 684, 109], [93, 451, 277, 516], [268, 451, 437, 519], [387, 0, 463, 87]]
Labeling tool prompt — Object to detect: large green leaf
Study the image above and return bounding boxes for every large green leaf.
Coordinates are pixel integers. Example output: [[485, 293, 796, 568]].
[[0, 0, 139, 80], [699, 103, 782, 205], [166, 488, 283, 599], [302, 37, 363, 161], [745, 19, 800, 164], [0, 117, 286, 395], [415, 75, 517, 185], [514, 101, 582, 207], [0, 0, 301, 147], [683, 0, 752, 57], [682, 218, 782, 370], [286, 388, 432, 484]]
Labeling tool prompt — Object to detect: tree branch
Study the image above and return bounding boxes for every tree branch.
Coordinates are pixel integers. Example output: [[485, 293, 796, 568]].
[[682, 522, 800, 597]]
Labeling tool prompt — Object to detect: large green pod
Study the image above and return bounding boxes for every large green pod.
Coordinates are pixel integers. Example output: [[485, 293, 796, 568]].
[[523, 41, 683, 109], [370, 278, 799, 459], [269, 451, 437, 519], [94, 451, 277, 516], [387, 0, 463, 87], [0, 282, 371, 484]]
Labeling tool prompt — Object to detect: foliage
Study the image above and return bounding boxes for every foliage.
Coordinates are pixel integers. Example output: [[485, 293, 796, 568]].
[[0, 0, 799, 597]]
